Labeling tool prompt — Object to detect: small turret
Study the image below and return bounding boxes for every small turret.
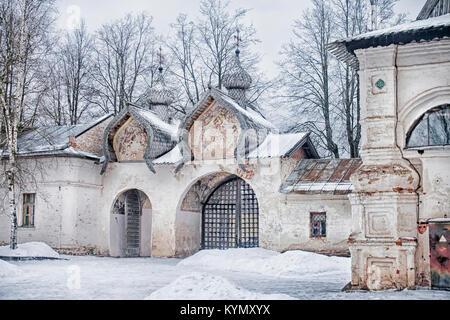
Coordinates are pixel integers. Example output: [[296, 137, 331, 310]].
[[140, 47, 174, 122]]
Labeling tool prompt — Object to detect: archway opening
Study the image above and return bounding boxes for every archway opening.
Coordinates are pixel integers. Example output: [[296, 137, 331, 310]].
[[110, 189, 152, 257], [202, 176, 259, 249]]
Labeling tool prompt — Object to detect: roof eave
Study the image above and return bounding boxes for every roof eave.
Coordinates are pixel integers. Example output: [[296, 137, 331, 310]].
[[328, 24, 450, 69]]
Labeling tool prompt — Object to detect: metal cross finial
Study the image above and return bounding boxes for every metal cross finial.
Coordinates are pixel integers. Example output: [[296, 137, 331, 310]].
[[234, 28, 241, 56], [157, 46, 164, 72]]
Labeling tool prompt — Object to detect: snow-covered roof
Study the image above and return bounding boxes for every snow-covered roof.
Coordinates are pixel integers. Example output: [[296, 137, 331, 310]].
[[153, 132, 316, 165], [328, 14, 450, 69], [153, 145, 182, 165], [4, 114, 113, 159], [133, 107, 179, 138], [216, 89, 276, 130], [280, 158, 362, 195], [247, 132, 310, 159]]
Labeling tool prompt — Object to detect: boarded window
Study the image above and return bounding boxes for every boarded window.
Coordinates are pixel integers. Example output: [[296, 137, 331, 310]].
[[22, 193, 36, 227], [311, 212, 326, 238]]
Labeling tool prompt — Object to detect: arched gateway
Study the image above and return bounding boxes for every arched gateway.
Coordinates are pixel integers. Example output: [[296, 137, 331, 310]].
[[202, 177, 259, 249], [110, 189, 152, 257]]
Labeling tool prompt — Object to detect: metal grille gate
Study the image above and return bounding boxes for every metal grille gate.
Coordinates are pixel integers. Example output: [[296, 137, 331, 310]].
[[125, 190, 141, 257], [202, 177, 259, 249]]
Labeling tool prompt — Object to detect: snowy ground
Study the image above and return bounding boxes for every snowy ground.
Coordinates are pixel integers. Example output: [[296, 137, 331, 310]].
[[1, 246, 450, 300]]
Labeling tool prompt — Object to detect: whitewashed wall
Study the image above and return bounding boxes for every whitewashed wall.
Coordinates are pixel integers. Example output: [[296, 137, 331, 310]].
[[0, 157, 103, 254], [279, 194, 352, 253]]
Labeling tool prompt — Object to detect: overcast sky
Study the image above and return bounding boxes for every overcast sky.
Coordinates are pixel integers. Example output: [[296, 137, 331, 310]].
[[56, 0, 424, 78]]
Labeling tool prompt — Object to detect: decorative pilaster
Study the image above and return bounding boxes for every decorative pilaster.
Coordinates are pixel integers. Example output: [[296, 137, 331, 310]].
[[348, 45, 420, 290]]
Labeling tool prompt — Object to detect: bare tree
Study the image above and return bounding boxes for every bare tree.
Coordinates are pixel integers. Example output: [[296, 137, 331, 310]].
[[279, 0, 340, 158], [278, 0, 406, 158], [60, 20, 94, 125], [197, 0, 260, 90], [91, 12, 157, 115], [0, 0, 55, 249], [168, 14, 208, 108], [39, 20, 94, 126], [331, 0, 406, 158]]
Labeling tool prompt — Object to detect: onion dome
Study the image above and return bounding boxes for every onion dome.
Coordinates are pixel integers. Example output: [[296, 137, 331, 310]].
[[223, 49, 252, 90], [144, 66, 175, 106]]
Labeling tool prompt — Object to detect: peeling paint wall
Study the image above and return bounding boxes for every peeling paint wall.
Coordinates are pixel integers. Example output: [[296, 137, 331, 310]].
[[190, 104, 241, 161], [0, 157, 104, 255], [350, 39, 450, 290], [70, 117, 112, 156], [113, 118, 148, 162], [280, 194, 352, 255]]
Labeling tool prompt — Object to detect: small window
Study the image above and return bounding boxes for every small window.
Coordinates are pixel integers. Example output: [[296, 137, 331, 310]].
[[22, 193, 36, 227], [311, 212, 326, 238], [406, 104, 450, 148]]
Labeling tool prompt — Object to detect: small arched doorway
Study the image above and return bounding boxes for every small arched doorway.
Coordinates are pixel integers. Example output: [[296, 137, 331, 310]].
[[202, 176, 259, 249], [110, 189, 152, 257]]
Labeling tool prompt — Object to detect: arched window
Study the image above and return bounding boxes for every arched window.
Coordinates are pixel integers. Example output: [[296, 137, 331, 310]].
[[406, 104, 450, 148]]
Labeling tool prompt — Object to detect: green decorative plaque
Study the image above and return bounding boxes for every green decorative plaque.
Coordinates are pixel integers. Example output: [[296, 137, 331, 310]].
[[375, 79, 385, 89]]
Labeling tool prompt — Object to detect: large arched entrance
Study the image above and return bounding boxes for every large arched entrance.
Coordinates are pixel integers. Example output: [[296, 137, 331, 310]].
[[202, 176, 259, 249], [110, 189, 152, 257]]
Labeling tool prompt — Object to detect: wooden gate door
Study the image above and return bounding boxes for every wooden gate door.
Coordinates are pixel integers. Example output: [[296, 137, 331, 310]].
[[202, 177, 259, 249], [125, 190, 141, 257]]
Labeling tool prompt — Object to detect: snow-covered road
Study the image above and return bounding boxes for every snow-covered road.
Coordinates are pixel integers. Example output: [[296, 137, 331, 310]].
[[1, 248, 449, 300]]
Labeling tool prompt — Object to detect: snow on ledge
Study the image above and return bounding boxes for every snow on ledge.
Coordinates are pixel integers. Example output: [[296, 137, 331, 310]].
[[0, 242, 59, 259], [145, 272, 296, 300]]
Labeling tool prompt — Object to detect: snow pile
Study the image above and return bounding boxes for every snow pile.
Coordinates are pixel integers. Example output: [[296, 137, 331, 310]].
[[0, 259, 20, 278], [0, 242, 59, 259], [145, 272, 295, 300], [178, 248, 351, 278]]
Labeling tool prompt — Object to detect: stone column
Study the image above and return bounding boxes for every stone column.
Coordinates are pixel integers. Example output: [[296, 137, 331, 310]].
[[348, 45, 420, 290]]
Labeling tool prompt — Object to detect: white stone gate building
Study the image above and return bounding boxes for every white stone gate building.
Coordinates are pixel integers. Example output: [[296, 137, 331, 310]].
[[0, 0, 448, 292]]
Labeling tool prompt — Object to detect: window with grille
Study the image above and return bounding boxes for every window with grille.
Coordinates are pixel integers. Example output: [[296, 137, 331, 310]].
[[311, 212, 326, 238], [22, 193, 36, 227]]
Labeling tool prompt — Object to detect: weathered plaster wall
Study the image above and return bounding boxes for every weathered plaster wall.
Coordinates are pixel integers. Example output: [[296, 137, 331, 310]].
[[0, 157, 103, 254], [280, 147, 307, 182], [109, 191, 152, 257], [100, 157, 288, 257], [70, 117, 113, 157], [350, 39, 450, 290], [0, 154, 353, 259], [280, 194, 352, 255], [113, 118, 148, 162], [175, 210, 202, 257], [190, 104, 241, 161]]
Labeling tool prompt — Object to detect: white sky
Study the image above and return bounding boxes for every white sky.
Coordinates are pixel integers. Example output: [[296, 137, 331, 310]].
[[56, 0, 424, 78]]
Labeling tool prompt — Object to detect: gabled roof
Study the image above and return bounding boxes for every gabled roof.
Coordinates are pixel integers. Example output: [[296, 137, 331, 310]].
[[280, 158, 362, 195], [2, 113, 113, 160], [247, 132, 319, 159], [175, 87, 277, 172], [180, 87, 275, 133], [101, 105, 177, 174], [328, 14, 450, 69]]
